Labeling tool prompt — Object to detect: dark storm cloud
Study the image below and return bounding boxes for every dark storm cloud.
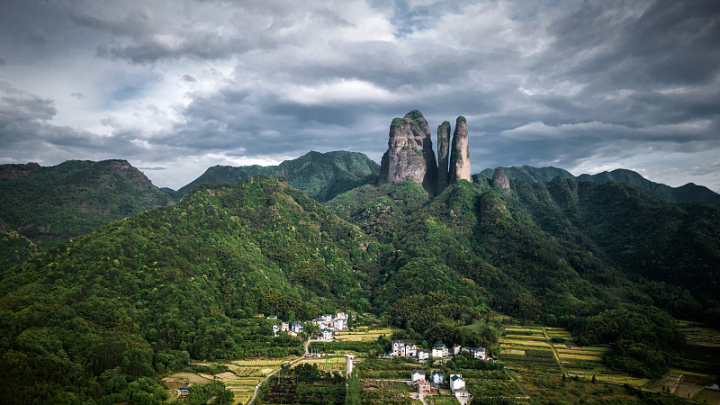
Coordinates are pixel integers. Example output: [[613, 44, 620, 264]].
[[1, 0, 719, 190]]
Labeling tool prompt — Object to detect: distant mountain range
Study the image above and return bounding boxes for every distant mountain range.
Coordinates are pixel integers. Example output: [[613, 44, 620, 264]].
[[170, 150, 380, 202], [481, 166, 720, 207]]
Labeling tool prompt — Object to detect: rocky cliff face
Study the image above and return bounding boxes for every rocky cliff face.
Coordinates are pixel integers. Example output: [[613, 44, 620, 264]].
[[449, 116, 472, 183], [492, 168, 511, 190], [437, 121, 451, 188], [379, 110, 438, 190]]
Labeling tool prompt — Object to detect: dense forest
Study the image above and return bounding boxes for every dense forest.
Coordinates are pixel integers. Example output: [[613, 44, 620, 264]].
[[1, 167, 719, 403]]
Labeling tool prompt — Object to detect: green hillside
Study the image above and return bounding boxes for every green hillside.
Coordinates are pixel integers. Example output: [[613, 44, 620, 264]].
[[495, 176, 720, 319], [482, 166, 720, 207], [0, 176, 378, 404], [327, 180, 686, 377], [174, 150, 380, 202], [0, 160, 174, 249], [479, 165, 575, 184], [0, 173, 715, 403]]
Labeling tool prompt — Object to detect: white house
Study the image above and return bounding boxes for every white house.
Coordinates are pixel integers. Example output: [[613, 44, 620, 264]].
[[417, 349, 430, 361], [281, 322, 289, 332], [291, 321, 304, 333], [334, 318, 346, 331], [267, 315, 278, 320], [272, 324, 280, 336], [404, 343, 417, 357], [391, 340, 405, 356], [451, 344, 462, 356], [430, 370, 445, 386], [336, 311, 347, 320], [411, 369, 426, 383], [322, 314, 333, 323], [473, 347, 486, 359], [319, 328, 333, 340], [450, 374, 466, 393], [432, 343, 448, 358]]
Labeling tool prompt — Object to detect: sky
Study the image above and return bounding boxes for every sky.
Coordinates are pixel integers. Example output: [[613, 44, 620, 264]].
[[1, 0, 719, 191]]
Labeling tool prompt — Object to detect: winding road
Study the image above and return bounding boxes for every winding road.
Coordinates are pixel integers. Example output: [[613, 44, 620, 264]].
[[245, 338, 312, 405]]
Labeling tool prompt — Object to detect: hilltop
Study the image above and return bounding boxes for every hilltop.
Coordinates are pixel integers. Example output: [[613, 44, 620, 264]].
[[0, 160, 174, 249]]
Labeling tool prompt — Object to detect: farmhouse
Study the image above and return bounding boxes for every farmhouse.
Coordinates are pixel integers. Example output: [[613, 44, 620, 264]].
[[430, 370, 445, 386], [473, 347, 486, 359], [432, 343, 448, 358], [452, 344, 462, 356], [291, 321, 304, 333], [417, 349, 430, 361], [450, 374, 469, 398], [411, 369, 426, 383], [319, 328, 333, 341], [391, 340, 405, 356], [414, 379, 437, 396], [333, 318, 346, 331], [404, 342, 417, 357], [281, 322, 289, 332]]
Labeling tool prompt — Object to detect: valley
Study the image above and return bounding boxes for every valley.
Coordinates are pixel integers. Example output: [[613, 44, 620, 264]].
[[1, 114, 719, 405]]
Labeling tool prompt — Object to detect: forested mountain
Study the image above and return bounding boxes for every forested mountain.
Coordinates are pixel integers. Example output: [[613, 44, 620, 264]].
[[0, 160, 174, 249], [0, 176, 380, 404], [1, 167, 718, 403], [485, 175, 720, 320], [326, 179, 685, 377], [482, 166, 720, 207], [479, 165, 575, 184], [173, 151, 380, 202]]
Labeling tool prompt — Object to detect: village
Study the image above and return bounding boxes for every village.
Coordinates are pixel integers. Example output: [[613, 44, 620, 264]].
[[264, 311, 499, 404]]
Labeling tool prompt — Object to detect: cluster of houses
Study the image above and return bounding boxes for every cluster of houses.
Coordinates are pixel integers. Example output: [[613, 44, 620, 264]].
[[268, 312, 351, 340], [411, 369, 470, 399], [390, 340, 488, 362]]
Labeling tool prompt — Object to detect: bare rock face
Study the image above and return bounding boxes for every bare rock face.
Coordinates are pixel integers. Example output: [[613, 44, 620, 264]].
[[437, 121, 451, 188], [449, 116, 472, 183], [492, 167, 511, 190], [379, 110, 438, 190]]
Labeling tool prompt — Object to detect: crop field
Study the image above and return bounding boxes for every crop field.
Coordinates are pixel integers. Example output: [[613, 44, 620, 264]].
[[695, 388, 720, 405], [335, 328, 398, 342], [679, 322, 720, 347], [360, 380, 420, 405], [292, 355, 349, 375]]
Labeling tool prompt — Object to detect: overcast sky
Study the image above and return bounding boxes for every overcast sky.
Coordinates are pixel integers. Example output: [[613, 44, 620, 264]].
[[1, 0, 719, 191]]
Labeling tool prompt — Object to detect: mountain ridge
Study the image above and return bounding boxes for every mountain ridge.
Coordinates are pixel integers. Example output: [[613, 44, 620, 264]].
[[481, 165, 720, 207], [174, 150, 380, 202]]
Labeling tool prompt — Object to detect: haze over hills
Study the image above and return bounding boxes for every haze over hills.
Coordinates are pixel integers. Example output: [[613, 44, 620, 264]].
[[482, 166, 720, 207]]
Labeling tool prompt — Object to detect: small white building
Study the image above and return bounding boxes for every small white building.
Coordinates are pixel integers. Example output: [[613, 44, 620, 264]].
[[336, 311, 347, 320], [334, 318, 346, 331], [411, 369, 426, 383], [430, 370, 445, 386], [291, 321, 304, 333], [417, 349, 430, 361], [319, 328, 333, 340], [450, 374, 466, 393], [432, 343, 448, 358], [473, 347, 486, 359], [322, 314, 333, 323], [272, 324, 280, 336], [281, 322, 289, 332], [452, 344, 462, 356], [267, 315, 278, 320], [404, 342, 417, 357], [391, 340, 405, 356]]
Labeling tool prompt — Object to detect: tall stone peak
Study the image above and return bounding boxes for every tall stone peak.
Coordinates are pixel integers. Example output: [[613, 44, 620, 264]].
[[492, 167, 511, 190], [437, 121, 451, 188], [448, 116, 472, 183], [379, 110, 438, 190]]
